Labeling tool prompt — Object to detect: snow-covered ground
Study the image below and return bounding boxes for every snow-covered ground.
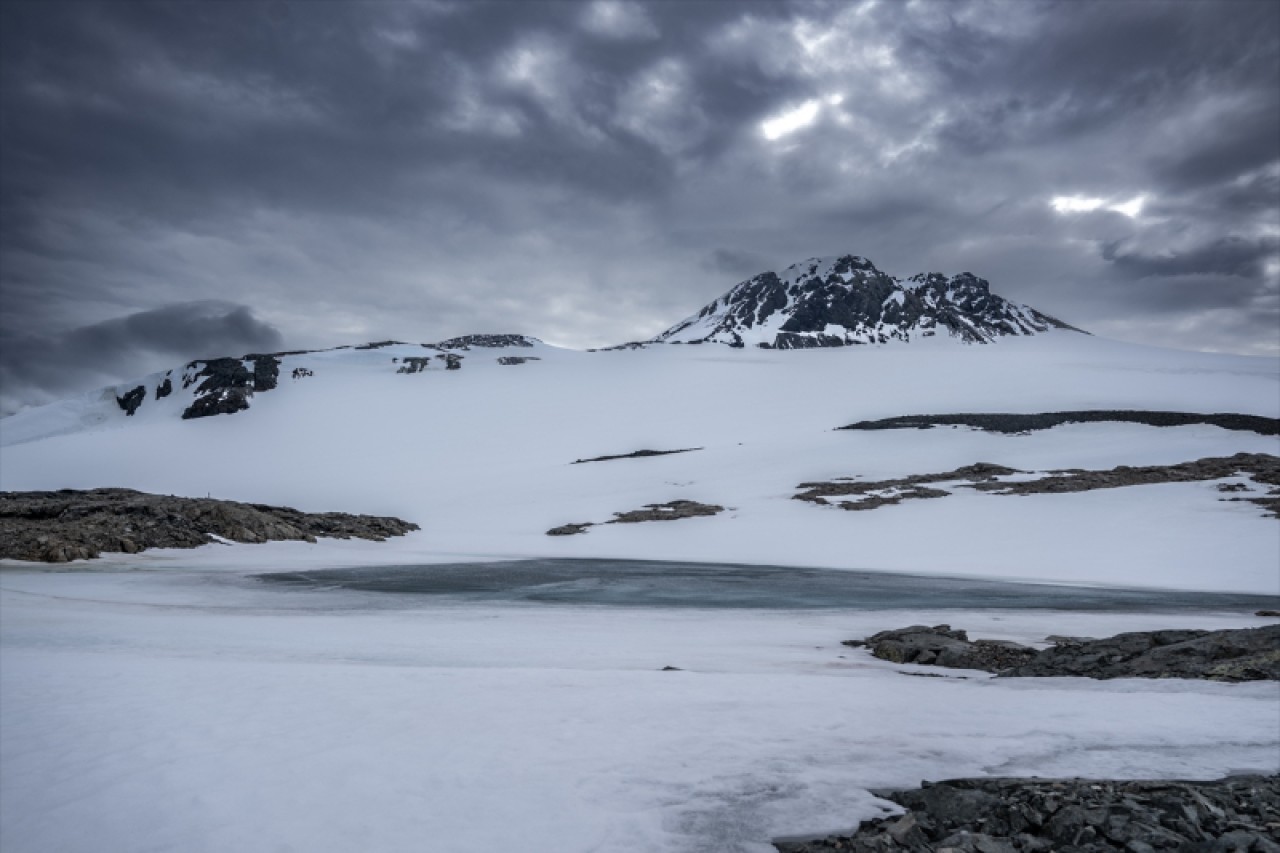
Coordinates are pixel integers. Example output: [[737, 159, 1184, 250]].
[[2, 332, 1279, 852], [2, 568, 1277, 853], [2, 332, 1277, 591]]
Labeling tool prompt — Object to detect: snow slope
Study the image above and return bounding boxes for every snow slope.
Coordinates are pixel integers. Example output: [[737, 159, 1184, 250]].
[[2, 331, 1278, 592]]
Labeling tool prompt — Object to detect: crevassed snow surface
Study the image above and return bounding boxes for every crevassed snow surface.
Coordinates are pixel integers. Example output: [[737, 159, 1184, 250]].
[[2, 332, 1277, 591]]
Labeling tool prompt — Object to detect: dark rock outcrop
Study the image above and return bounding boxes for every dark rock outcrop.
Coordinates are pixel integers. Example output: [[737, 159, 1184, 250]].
[[794, 463, 1019, 510], [839, 411, 1280, 436], [845, 625, 1038, 672], [0, 488, 419, 563], [116, 385, 146, 416], [498, 356, 541, 365], [396, 357, 432, 374], [1003, 626, 1280, 682], [155, 375, 172, 400], [795, 454, 1280, 518], [435, 353, 463, 370], [654, 255, 1082, 349], [775, 775, 1280, 852], [572, 448, 702, 464], [434, 334, 538, 350], [545, 500, 725, 536], [846, 624, 1280, 682]]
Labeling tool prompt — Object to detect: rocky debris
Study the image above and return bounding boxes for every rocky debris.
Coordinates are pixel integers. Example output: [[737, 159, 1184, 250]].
[[1002, 626, 1280, 682], [1219, 483, 1254, 492], [116, 385, 146, 416], [845, 624, 1280, 682], [546, 523, 593, 536], [794, 455, 1280, 518], [0, 488, 419, 563], [610, 500, 726, 523], [155, 375, 172, 399], [497, 356, 541, 365], [572, 447, 702, 464], [968, 453, 1280, 518], [653, 254, 1082, 349], [545, 500, 726, 536], [839, 411, 1280, 436], [794, 463, 1019, 509], [435, 353, 463, 370], [291, 367, 313, 379], [844, 625, 1037, 672], [396, 357, 432, 374], [433, 334, 538, 350], [774, 775, 1280, 852]]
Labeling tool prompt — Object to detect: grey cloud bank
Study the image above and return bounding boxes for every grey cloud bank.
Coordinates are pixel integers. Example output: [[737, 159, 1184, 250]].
[[1, 0, 1277, 413]]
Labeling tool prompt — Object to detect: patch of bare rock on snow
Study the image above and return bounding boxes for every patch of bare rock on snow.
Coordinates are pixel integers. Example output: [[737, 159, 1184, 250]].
[[774, 775, 1280, 853], [0, 488, 419, 562]]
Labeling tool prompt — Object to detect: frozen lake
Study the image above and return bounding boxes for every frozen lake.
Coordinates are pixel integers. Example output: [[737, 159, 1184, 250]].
[[256, 558, 1280, 611], [3, 560, 1278, 853]]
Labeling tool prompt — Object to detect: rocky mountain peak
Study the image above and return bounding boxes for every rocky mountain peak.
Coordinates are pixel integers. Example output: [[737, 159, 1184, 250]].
[[655, 254, 1080, 349]]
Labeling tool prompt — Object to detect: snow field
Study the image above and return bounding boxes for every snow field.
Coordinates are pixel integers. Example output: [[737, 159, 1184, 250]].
[[2, 570, 1277, 853]]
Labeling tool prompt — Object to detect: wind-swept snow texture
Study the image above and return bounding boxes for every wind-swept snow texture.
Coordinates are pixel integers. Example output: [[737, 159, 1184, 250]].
[[1, 331, 1277, 592]]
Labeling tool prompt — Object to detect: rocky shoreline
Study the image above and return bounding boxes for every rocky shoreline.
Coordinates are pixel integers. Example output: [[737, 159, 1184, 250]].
[[774, 775, 1280, 852], [846, 623, 1280, 682], [0, 488, 419, 563]]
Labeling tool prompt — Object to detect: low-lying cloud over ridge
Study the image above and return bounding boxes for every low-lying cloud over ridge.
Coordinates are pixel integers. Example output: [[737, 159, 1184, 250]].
[[1, 0, 1276, 411]]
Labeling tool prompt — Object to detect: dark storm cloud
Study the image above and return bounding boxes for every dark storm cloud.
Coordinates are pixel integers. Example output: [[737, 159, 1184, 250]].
[[0, 302, 282, 415], [1, 0, 1278, 412], [1103, 236, 1279, 280]]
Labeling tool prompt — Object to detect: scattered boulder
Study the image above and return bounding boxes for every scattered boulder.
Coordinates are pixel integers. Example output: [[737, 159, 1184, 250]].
[[0, 489, 419, 563], [435, 353, 463, 370], [498, 356, 541, 365], [775, 775, 1280, 853], [609, 500, 725, 523]]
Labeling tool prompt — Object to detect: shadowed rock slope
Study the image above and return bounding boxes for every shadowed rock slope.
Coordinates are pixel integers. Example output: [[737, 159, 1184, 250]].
[[0, 488, 419, 563]]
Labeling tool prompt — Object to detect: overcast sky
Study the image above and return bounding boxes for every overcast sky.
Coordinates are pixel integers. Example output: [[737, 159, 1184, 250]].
[[2, 0, 1277, 414]]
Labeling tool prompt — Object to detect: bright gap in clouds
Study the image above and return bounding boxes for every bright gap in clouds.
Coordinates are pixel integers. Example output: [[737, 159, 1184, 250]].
[[761, 99, 821, 140], [1051, 194, 1146, 218]]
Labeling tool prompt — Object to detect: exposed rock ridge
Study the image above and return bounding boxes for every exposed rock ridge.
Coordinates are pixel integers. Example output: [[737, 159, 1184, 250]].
[[775, 775, 1280, 852], [846, 624, 1280, 681], [840, 411, 1280, 436], [654, 254, 1081, 349], [0, 488, 419, 563]]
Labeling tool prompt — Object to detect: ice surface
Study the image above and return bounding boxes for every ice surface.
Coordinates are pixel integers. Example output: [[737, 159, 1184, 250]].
[[2, 569, 1276, 853]]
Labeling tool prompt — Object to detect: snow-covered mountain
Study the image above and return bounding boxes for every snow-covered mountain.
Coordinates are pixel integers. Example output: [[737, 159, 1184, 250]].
[[1, 253, 1278, 592], [655, 255, 1079, 348]]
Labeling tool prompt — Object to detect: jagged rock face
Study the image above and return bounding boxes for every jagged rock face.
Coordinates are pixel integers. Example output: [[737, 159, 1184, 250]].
[[433, 334, 539, 350], [655, 254, 1080, 348], [116, 385, 146, 416], [180, 355, 278, 420]]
